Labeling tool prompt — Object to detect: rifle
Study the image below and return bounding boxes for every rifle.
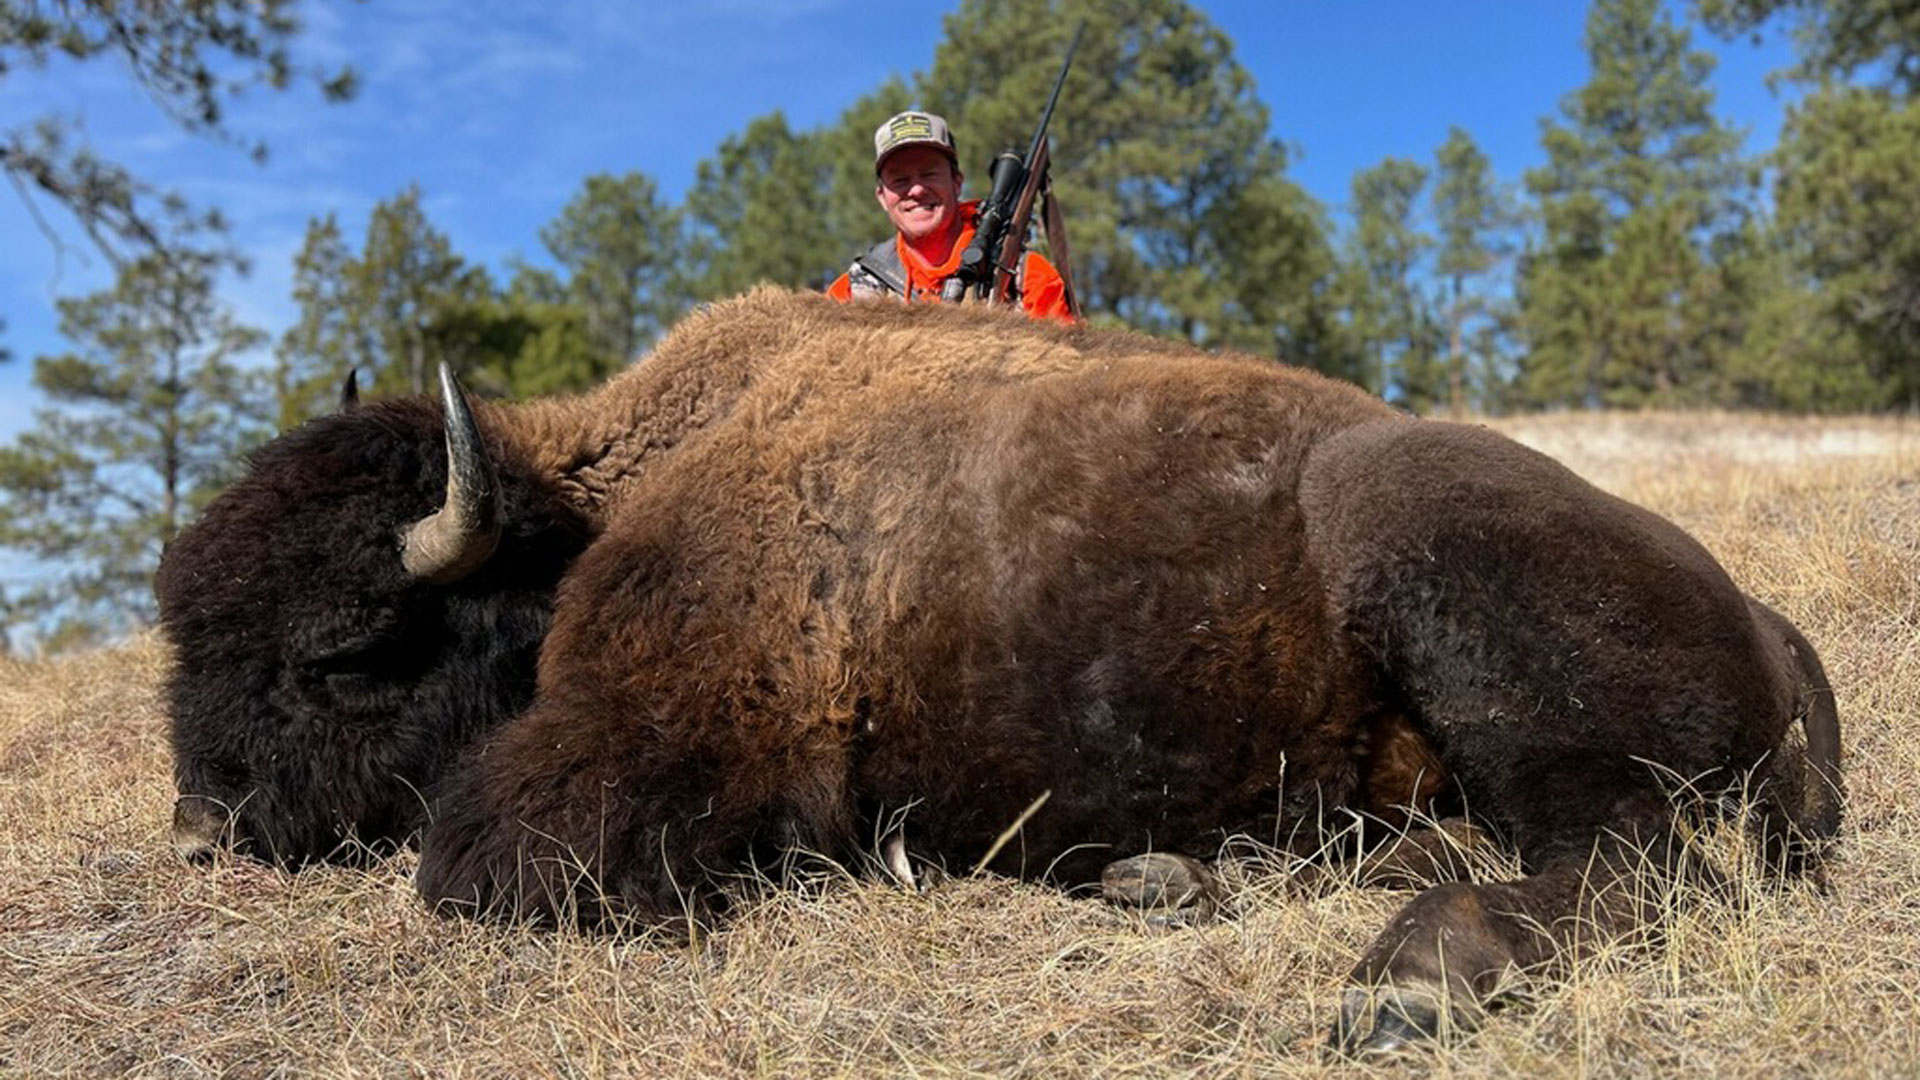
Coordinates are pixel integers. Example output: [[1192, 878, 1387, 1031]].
[[946, 22, 1085, 316]]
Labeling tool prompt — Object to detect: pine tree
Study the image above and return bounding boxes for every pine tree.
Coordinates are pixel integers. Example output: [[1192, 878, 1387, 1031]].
[[1432, 128, 1517, 417], [276, 190, 624, 415], [1339, 157, 1440, 407], [479, 297, 601, 398], [1696, 0, 1920, 91], [354, 185, 483, 396], [275, 214, 369, 428], [0, 253, 268, 649], [1719, 217, 1881, 409], [1771, 86, 1920, 408], [1518, 0, 1752, 407], [2, 1, 354, 269], [685, 113, 843, 297], [539, 172, 686, 363], [1208, 171, 1353, 377], [1701, 0, 1920, 409]]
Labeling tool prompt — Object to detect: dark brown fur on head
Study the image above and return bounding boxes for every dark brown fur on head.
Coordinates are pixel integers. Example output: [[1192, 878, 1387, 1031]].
[[159, 396, 592, 865]]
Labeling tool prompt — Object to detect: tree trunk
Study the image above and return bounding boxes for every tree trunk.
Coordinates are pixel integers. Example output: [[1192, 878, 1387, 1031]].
[[1448, 278, 1466, 420]]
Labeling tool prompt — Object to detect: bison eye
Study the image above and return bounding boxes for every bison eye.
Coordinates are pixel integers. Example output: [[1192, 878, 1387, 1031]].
[[295, 607, 422, 684], [201, 757, 249, 789], [305, 632, 402, 672]]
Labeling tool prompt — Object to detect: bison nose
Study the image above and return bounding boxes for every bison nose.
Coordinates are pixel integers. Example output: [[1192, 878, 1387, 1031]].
[[171, 796, 228, 864]]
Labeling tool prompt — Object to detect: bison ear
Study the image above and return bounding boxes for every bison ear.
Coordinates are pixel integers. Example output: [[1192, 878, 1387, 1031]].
[[399, 364, 502, 585], [339, 369, 361, 412]]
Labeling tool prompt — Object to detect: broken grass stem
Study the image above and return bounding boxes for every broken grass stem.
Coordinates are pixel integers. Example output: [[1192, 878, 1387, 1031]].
[[970, 789, 1052, 877]]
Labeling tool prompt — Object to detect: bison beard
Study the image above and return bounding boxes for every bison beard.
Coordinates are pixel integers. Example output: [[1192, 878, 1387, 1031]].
[[162, 289, 1840, 1051]]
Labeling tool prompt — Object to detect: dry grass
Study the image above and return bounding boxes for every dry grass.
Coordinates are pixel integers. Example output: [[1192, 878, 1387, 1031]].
[[3, 411, 1917, 1078]]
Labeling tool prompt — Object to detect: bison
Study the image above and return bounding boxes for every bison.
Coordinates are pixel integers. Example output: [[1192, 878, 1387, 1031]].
[[159, 289, 1840, 1051]]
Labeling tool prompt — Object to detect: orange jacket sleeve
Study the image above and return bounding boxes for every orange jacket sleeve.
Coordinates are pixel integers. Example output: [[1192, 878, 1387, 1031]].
[[1019, 253, 1075, 323]]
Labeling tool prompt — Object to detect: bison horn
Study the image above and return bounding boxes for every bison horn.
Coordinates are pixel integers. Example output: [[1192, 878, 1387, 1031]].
[[400, 364, 501, 584], [339, 369, 360, 412]]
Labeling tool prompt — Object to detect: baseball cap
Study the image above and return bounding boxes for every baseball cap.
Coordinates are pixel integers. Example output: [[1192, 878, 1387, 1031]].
[[873, 111, 958, 174]]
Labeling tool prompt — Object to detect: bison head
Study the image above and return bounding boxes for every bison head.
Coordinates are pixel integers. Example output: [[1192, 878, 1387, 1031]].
[[158, 369, 590, 866]]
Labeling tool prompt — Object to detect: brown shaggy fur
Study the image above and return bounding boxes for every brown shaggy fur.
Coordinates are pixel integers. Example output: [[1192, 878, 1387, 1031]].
[[407, 290, 1838, 1047], [425, 296, 1400, 914]]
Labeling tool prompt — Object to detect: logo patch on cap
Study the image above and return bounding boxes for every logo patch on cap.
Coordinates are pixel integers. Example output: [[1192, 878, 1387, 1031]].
[[873, 111, 957, 172], [886, 115, 935, 143]]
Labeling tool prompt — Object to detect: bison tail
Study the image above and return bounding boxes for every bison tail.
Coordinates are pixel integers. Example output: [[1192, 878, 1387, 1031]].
[[1748, 597, 1844, 878], [1783, 609, 1844, 844]]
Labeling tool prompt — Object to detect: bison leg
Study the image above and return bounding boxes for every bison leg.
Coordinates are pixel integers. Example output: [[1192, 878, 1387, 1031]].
[[417, 692, 856, 931], [1101, 709, 1473, 925], [1329, 802, 1689, 1054], [1100, 814, 1497, 933], [416, 516, 864, 929], [1300, 420, 1830, 1050], [1306, 709, 1488, 892], [1290, 816, 1496, 896]]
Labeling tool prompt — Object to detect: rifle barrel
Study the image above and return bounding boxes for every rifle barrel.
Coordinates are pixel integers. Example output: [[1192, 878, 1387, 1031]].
[[1023, 22, 1086, 167]]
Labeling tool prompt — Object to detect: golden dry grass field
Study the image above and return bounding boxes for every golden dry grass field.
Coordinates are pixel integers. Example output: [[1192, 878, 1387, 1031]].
[[3, 411, 1916, 1078]]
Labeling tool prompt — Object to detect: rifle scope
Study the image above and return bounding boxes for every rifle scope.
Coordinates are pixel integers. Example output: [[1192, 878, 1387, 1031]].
[[958, 153, 1028, 285]]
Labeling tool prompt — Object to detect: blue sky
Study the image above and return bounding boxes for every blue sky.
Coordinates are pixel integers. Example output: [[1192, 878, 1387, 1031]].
[[0, 0, 1798, 451]]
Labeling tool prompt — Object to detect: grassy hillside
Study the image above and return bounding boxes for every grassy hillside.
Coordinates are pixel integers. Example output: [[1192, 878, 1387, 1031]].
[[3, 412, 1915, 1077]]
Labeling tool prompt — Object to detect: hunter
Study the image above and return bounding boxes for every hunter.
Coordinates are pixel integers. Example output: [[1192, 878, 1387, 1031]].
[[828, 110, 1074, 322]]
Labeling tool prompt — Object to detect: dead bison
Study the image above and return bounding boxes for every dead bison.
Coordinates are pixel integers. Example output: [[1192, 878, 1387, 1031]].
[[161, 289, 1839, 1050]]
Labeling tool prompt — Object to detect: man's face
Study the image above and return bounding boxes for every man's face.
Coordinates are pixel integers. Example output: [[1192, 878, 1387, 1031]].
[[875, 146, 964, 245]]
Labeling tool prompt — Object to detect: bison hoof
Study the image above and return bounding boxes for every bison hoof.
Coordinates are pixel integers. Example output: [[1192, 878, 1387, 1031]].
[[877, 830, 944, 894], [1327, 984, 1475, 1057], [1100, 853, 1219, 922]]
